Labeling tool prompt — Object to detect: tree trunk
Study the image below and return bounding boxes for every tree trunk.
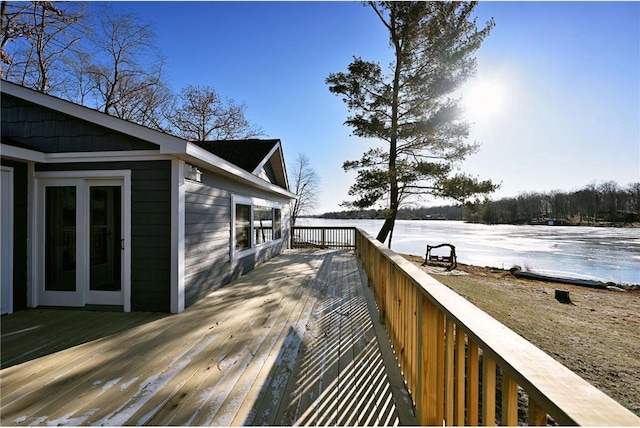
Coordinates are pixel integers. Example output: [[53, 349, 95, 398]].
[[376, 217, 393, 244]]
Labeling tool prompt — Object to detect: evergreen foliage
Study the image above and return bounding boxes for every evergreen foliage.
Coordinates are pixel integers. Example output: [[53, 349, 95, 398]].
[[326, 1, 498, 246]]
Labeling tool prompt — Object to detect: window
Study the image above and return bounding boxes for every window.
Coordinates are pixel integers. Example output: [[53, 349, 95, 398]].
[[232, 196, 283, 259], [235, 204, 251, 251], [254, 205, 273, 244], [274, 209, 282, 239]]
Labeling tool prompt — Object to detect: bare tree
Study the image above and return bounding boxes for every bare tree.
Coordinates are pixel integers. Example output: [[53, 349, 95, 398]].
[[1, 1, 84, 93], [290, 153, 321, 226], [83, 5, 169, 127], [1, 1, 30, 68], [166, 84, 264, 140]]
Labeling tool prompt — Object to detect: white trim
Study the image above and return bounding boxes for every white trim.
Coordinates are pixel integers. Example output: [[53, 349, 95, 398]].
[[251, 142, 281, 176], [44, 151, 170, 163], [1, 166, 14, 314], [33, 170, 132, 311], [35, 170, 131, 180], [230, 194, 283, 261], [0, 144, 47, 163], [27, 162, 36, 308], [171, 159, 185, 314]]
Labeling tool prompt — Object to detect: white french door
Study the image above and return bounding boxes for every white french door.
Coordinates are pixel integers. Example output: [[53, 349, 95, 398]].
[[36, 174, 130, 309]]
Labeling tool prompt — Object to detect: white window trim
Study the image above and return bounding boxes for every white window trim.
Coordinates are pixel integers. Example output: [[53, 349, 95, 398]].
[[230, 194, 283, 261]]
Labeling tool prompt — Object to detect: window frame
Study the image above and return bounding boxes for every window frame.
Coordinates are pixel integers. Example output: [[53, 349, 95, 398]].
[[230, 195, 283, 261]]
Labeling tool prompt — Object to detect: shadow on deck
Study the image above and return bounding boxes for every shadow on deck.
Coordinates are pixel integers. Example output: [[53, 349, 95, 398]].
[[0, 249, 415, 426]]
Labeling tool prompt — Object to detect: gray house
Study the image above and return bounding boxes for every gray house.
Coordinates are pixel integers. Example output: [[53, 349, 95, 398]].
[[0, 80, 297, 314]]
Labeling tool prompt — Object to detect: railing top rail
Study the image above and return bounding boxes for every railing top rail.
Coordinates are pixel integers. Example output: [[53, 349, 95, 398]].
[[354, 228, 639, 426]]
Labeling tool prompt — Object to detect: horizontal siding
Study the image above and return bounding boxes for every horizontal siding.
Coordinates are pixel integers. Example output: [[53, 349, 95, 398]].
[[184, 179, 231, 307], [183, 170, 295, 308]]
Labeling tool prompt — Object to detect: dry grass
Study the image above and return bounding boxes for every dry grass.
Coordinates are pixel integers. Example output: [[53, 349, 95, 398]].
[[402, 255, 640, 417]]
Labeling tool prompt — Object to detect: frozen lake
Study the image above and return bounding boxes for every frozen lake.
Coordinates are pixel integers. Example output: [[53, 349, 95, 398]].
[[298, 218, 640, 285]]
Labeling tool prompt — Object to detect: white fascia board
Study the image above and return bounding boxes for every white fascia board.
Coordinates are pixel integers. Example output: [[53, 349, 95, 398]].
[[44, 150, 171, 163], [1, 80, 188, 154], [0, 145, 171, 164], [184, 143, 297, 200], [251, 141, 291, 192], [0, 143, 46, 163]]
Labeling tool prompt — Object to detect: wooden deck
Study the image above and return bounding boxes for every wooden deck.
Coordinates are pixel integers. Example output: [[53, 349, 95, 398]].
[[0, 249, 415, 426]]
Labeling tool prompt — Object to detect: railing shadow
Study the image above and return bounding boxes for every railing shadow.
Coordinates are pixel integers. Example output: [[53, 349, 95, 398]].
[[242, 249, 403, 426]]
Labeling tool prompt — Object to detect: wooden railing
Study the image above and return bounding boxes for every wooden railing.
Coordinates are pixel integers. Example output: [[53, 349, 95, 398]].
[[354, 228, 639, 426], [291, 226, 356, 250]]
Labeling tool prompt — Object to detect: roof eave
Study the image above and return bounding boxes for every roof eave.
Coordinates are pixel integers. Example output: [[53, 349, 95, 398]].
[[184, 143, 297, 199]]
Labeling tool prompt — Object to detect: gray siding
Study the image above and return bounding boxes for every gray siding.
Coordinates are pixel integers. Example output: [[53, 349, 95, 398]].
[[184, 170, 292, 308], [36, 161, 172, 312], [1, 158, 29, 311], [1, 94, 158, 152]]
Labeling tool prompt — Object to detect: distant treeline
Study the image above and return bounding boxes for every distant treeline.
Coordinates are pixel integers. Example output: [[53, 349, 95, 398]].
[[320, 181, 640, 225]]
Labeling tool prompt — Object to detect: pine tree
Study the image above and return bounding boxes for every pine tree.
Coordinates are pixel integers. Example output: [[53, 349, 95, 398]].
[[327, 1, 498, 246]]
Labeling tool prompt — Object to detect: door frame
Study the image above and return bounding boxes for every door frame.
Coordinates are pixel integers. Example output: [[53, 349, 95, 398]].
[[1, 166, 14, 315], [33, 170, 131, 311]]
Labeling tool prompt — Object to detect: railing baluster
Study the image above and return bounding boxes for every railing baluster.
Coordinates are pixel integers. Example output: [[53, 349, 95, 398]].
[[454, 327, 466, 426], [419, 295, 439, 425], [528, 397, 547, 426], [445, 318, 455, 425], [379, 252, 387, 323], [436, 310, 445, 424], [410, 282, 419, 402], [482, 354, 496, 426], [467, 339, 479, 426], [502, 373, 518, 426]]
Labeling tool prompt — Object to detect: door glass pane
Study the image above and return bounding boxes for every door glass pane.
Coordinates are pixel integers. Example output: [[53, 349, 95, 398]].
[[45, 186, 76, 291], [90, 186, 122, 291]]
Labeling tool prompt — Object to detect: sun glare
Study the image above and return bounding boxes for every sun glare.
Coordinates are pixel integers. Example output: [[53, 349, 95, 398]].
[[462, 79, 507, 123]]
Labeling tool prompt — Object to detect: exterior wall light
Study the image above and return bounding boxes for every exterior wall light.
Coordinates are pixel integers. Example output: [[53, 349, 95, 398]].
[[185, 163, 202, 182]]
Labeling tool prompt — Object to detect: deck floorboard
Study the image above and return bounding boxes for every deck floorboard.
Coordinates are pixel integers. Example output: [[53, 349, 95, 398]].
[[1, 249, 416, 426]]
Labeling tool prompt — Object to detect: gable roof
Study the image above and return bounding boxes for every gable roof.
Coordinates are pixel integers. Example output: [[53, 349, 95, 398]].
[[193, 139, 289, 189], [194, 139, 277, 172], [0, 80, 295, 199]]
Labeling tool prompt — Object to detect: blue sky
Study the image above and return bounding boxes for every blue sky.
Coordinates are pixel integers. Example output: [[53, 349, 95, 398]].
[[99, 1, 640, 214]]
